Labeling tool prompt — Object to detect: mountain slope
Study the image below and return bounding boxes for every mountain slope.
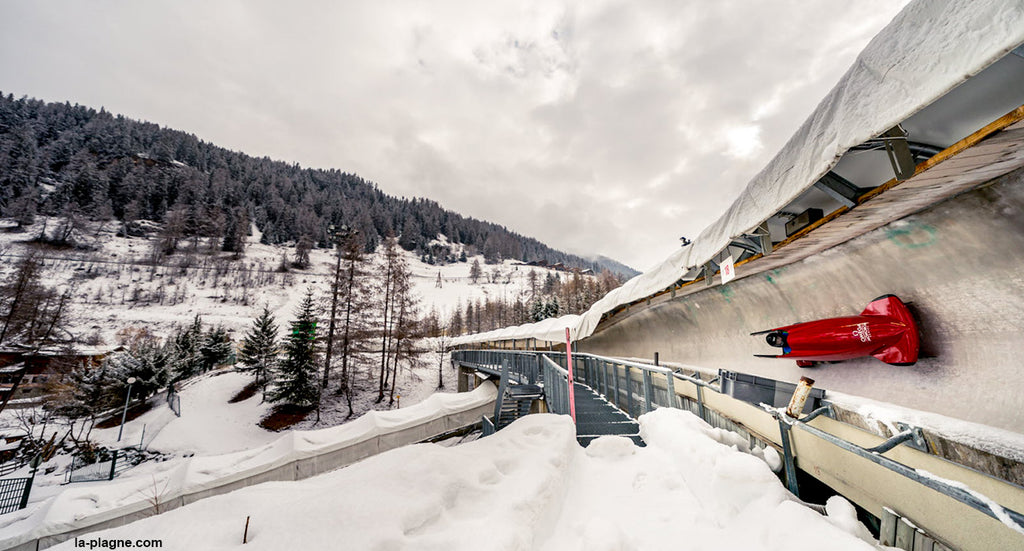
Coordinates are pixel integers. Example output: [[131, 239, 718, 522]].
[[0, 93, 635, 277]]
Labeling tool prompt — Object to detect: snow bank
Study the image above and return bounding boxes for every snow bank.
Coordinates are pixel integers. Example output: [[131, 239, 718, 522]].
[[45, 410, 888, 550], [0, 384, 497, 550], [454, 0, 1024, 347]]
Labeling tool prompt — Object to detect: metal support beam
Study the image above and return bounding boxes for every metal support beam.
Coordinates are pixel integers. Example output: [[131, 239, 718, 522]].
[[881, 125, 917, 181], [753, 221, 772, 257], [778, 420, 800, 497], [703, 260, 718, 287], [694, 372, 707, 421], [814, 171, 862, 208], [729, 236, 763, 255]]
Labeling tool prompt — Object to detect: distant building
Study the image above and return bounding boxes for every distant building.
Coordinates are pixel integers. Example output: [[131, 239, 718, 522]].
[[0, 345, 121, 408]]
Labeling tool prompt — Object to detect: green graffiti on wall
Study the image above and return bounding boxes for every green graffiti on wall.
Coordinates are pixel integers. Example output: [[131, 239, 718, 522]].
[[885, 222, 937, 249]]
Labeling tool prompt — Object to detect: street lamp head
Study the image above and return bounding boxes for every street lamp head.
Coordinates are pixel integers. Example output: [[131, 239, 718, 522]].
[[127, 377, 137, 385]]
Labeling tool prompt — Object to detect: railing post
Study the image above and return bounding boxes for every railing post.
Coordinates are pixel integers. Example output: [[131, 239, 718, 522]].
[[19, 463, 38, 510], [494, 361, 510, 427], [666, 372, 678, 410], [643, 370, 653, 413], [694, 372, 707, 421], [779, 420, 800, 497], [108, 451, 118, 481], [613, 362, 621, 411], [625, 365, 633, 418]]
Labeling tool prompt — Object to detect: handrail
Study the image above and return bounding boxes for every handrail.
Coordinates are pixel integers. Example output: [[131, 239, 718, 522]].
[[541, 354, 568, 376], [580, 352, 673, 375]]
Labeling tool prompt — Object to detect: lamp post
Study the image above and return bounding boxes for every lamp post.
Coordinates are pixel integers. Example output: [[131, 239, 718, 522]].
[[117, 377, 137, 442]]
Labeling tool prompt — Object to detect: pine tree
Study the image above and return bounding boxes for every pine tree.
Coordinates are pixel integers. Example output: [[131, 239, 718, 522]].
[[530, 297, 546, 322], [200, 326, 233, 371], [237, 306, 279, 395], [171, 316, 204, 382], [269, 291, 321, 408], [125, 342, 171, 399]]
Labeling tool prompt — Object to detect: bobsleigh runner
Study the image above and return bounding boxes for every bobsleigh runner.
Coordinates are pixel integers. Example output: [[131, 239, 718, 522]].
[[752, 295, 919, 367]]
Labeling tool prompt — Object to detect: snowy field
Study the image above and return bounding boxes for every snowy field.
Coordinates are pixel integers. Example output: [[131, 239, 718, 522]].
[[39, 410, 886, 551], [0, 218, 568, 344]]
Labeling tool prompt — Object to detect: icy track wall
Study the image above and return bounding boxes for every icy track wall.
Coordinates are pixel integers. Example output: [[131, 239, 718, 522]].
[[582, 166, 1024, 434], [1, 384, 497, 551]]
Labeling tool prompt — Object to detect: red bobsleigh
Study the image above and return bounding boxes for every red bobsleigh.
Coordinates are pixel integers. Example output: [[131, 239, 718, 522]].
[[752, 295, 919, 367]]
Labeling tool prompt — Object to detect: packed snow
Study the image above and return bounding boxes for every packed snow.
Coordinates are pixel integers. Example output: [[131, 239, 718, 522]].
[[39, 410, 887, 551]]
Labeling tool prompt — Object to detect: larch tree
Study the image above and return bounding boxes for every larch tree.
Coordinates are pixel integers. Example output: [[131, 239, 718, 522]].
[[385, 259, 418, 406], [375, 235, 401, 403], [322, 228, 371, 417], [469, 258, 482, 284]]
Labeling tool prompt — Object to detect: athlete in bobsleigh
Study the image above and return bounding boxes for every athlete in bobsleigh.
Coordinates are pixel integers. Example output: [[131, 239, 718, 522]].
[[752, 295, 919, 367]]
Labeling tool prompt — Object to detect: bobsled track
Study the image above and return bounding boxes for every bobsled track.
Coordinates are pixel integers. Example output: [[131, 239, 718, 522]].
[[583, 163, 1024, 435], [449, 13, 1024, 548]]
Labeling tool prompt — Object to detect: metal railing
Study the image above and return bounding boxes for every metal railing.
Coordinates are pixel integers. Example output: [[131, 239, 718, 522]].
[[540, 355, 570, 415], [537, 352, 694, 419], [452, 350, 542, 385]]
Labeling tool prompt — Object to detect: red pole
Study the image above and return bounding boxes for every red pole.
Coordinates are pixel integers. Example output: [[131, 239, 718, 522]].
[[565, 327, 576, 424]]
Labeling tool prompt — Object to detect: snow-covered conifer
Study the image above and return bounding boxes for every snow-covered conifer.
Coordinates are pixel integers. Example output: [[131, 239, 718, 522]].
[[237, 306, 279, 392], [269, 291, 321, 408]]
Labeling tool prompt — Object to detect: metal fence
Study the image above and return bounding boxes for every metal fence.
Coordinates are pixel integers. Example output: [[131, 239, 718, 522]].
[[65, 450, 124, 484], [0, 476, 31, 514], [0, 458, 26, 478]]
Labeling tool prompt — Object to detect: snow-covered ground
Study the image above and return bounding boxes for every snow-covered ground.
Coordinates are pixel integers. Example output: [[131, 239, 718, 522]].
[[0, 218, 571, 344], [40, 410, 885, 551]]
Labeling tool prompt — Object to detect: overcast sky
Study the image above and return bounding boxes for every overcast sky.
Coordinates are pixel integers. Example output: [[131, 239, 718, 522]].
[[1, 1, 910, 271]]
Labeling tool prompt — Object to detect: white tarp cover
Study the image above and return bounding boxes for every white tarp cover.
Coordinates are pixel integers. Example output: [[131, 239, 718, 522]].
[[454, 0, 1024, 347]]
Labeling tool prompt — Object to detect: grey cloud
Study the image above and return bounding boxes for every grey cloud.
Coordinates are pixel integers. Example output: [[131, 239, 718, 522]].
[[0, 0, 909, 269]]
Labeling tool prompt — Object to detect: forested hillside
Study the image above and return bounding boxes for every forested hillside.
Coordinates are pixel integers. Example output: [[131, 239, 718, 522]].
[[0, 93, 637, 277]]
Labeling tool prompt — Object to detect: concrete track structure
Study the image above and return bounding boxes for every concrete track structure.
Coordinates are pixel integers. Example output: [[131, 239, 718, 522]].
[[584, 165, 1024, 434]]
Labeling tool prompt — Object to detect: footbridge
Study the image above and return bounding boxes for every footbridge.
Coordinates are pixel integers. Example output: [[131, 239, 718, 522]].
[[453, 349, 1024, 551]]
